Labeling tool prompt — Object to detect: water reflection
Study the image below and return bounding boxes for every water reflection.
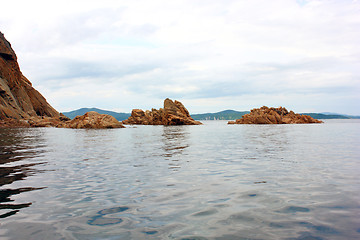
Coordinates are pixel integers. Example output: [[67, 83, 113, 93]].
[[0, 129, 45, 218], [161, 126, 190, 170]]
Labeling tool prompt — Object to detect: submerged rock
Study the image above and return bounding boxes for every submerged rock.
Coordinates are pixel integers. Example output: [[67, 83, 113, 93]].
[[228, 106, 323, 124], [65, 111, 125, 129], [123, 98, 202, 125]]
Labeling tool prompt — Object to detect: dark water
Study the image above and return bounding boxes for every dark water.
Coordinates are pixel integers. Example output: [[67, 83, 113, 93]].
[[0, 120, 359, 240]]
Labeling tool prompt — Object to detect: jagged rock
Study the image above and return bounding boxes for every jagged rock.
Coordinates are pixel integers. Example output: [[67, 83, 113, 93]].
[[123, 98, 202, 125], [0, 32, 60, 126], [228, 106, 323, 124], [65, 111, 125, 129]]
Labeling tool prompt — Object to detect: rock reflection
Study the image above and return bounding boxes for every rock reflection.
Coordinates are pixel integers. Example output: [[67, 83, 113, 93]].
[[161, 126, 190, 170], [0, 129, 45, 218]]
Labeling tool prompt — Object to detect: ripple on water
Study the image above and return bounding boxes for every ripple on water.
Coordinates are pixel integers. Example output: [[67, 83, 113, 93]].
[[88, 206, 130, 226], [191, 209, 218, 217], [280, 206, 311, 213]]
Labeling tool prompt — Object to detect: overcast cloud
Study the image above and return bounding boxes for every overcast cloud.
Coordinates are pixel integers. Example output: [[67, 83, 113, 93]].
[[1, 0, 359, 114]]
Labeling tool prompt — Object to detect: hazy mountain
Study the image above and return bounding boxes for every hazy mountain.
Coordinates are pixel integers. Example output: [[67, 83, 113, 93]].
[[63, 108, 360, 122], [192, 110, 360, 120], [62, 108, 131, 121], [191, 110, 250, 120], [301, 113, 351, 119]]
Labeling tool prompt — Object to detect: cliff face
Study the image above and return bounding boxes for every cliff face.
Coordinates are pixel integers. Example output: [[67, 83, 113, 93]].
[[123, 98, 202, 125], [228, 106, 323, 124], [0, 32, 59, 120]]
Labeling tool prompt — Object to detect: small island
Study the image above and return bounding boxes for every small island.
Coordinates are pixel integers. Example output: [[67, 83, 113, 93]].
[[122, 98, 202, 125], [228, 106, 323, 124]]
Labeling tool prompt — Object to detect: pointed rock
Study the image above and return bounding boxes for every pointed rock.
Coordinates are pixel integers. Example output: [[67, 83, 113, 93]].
[[123, 98, 202, 125]]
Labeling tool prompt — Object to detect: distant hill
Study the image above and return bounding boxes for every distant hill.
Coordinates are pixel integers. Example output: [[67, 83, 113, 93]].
[[62, 108, 131, 121], [63, 108, 360, 122], [301, 113, 351, 119], [191, 110, 360, 120], [191, 110, 250, 120]]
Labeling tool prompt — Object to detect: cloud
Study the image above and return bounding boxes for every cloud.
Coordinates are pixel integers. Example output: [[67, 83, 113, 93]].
[[1, 0, 360, 114]]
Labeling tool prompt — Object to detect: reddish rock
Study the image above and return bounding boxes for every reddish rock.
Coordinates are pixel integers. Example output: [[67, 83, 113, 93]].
[[123, 98, 202, 125], [0, 31, 60, 126], [0, 32, 123, 129], [228, 106, 323, 124], [65, 111, 125, 129]]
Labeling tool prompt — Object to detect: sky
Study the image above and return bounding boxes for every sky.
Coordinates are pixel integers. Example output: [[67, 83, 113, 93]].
[[1, 0, 360, 115]]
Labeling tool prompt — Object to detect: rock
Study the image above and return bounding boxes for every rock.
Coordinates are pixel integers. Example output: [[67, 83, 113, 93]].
[[228, 106, 323, 124], [65, 111, 125, 129], [0, 31, 60, 126], [123, 98, 202, 125], [0, 32, 126, 129], [59, 113, 71, 121]]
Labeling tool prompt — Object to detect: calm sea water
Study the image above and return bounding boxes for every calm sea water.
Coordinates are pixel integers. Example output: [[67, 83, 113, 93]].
[[0, 120, 359, 240]]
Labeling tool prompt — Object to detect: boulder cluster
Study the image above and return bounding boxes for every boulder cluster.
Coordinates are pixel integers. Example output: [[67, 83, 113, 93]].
[[228, 106, 323, 124], [122, 98, 202, 125]]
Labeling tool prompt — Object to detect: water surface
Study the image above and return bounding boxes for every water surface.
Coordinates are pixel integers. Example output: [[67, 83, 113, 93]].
[[0, 120, 359, 239]]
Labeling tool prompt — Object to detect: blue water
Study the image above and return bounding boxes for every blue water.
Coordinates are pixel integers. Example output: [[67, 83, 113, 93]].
[[0, 120, 359, 240]]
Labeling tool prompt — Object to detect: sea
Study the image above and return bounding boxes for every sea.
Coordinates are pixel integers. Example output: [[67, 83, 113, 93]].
[[0, 120, 359, 240]]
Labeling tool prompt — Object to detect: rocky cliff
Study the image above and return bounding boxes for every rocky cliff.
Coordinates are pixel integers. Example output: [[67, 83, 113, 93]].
[[0, 32, 60, 121], [0, 32, 125, 129], [123, 98, 202, 125], [228, 106, 323, 124]]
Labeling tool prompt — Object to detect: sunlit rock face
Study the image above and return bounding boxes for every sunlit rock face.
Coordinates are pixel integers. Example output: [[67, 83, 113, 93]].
[[123, 98, 202, 125], [0, 32, 60, 121], [228, 106, 323, 124], [65, 111, 125, 129], [0, 32, 124, 129]]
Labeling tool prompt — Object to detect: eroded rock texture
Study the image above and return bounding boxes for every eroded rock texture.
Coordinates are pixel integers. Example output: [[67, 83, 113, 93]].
[[123, 98, 202, 125], [0, 32, 124, 129], [228, 106, 323, 124], [0, 32, 59, 121], [65, 111, 125, 129]]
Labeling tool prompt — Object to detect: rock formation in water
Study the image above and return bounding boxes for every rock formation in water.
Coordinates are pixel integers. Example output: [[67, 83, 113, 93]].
[[0, 32, 124, 129], [123, 98, 202, 125], [65, 111, 125, 129], [228, 106, 323, 124]]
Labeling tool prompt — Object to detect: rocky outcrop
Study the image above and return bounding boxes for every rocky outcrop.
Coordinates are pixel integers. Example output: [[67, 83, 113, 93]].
[[65, 111, 125, 129], [0, 32, 60, 121], [0, 32, 124, 129], [123, 98, 202, 125], [228, 106, 323, 124]]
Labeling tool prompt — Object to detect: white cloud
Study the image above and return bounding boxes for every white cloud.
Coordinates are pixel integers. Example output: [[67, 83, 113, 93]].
[[1, 0, 360, 114]]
